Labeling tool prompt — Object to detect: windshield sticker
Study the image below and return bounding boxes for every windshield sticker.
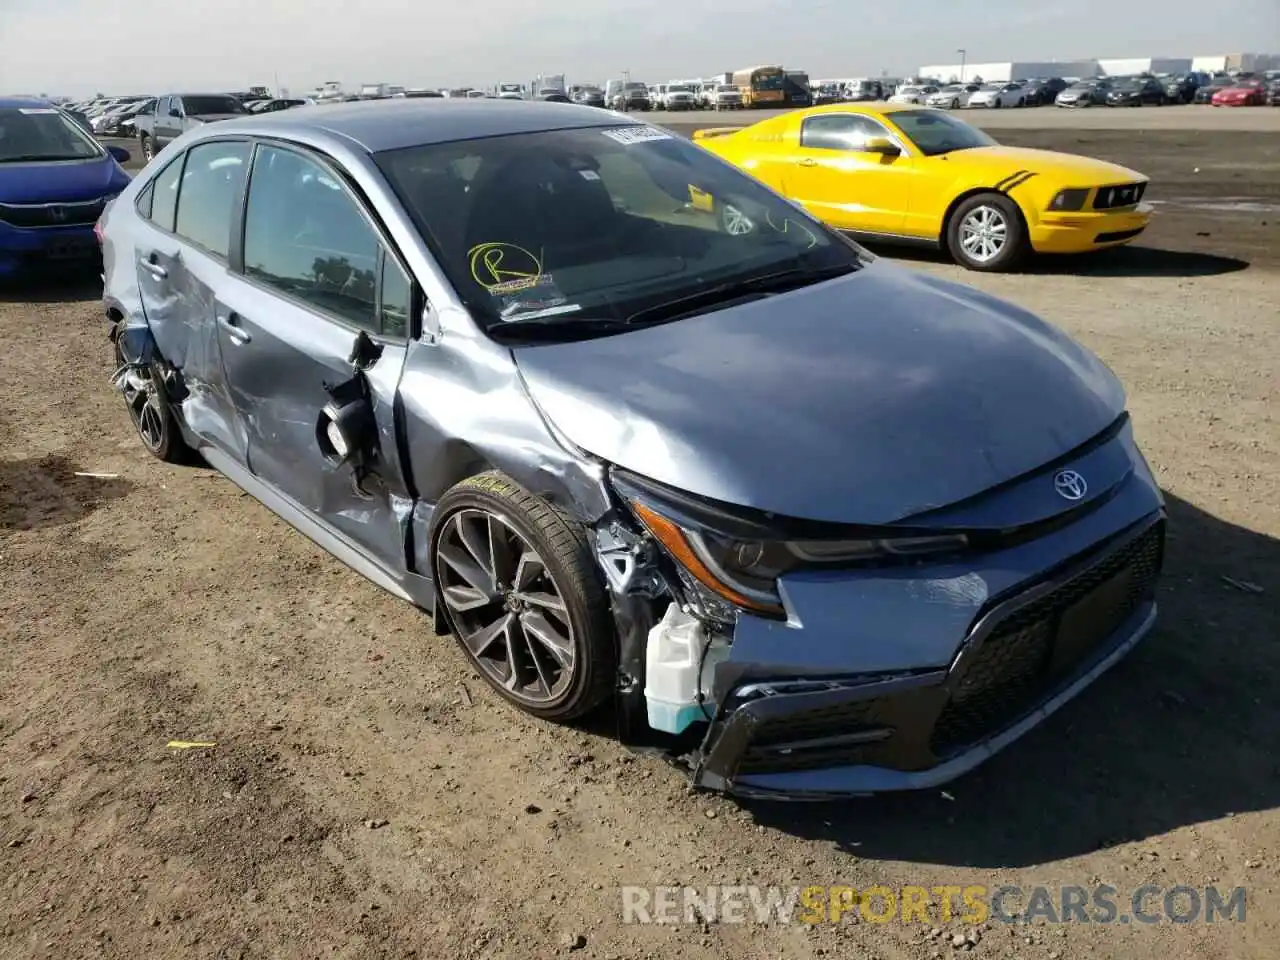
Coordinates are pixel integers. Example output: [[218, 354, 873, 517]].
[[765, 211, 819, 249], [579, 169, 601, 181], [501, 303, 583, 322], [468, 241, 543, 290], [602, 126, 672, 146], [18, 107, 59, 115]]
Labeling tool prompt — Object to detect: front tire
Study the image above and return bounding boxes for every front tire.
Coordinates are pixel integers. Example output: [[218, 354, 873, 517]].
[[946, 193, 1027, 273], [430, 472, 616, 722]]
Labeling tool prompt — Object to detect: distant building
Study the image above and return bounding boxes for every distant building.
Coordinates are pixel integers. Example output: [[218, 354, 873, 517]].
[[916, 61, 1099, 83]]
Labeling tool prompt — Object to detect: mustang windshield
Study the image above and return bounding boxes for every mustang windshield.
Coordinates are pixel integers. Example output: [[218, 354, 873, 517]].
[[0, 107, 103, 162], [888, 109, 997, 157], [377, 126, 863, 336]]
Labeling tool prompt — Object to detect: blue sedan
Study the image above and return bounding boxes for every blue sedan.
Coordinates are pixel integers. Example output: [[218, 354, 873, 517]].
[[100, 99, 1165, 798], [0, 96, 131, 277]]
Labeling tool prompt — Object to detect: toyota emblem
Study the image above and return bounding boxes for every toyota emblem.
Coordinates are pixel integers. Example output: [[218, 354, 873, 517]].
[[1053, 469, 1088, 501]]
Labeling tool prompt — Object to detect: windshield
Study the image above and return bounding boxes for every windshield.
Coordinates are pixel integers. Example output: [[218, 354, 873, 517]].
[[1112, 80, 1140, 91], [625, 82, 647, 92], [899, 87, 922, 95], [0, 107, 102, 162], [888, 109, 997, 157], [940, 85, 963, 92], [669, 84, 693, 92], [753, 72, 784, 90], [716, 85, 737, 92], [182, 95, 247, 115], [979, 84, 1002, 91], [376, 125, 863, 338]]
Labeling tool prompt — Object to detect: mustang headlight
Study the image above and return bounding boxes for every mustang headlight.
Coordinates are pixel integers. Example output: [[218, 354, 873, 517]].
[[626, 495, 969, 618], [1049, 188, 1090, 211]]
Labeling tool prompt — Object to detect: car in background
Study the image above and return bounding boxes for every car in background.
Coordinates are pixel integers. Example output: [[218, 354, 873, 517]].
[[1162, 73, 1203, 104], [134, 93, 251, 162], [1055, 80, 1110, 107], [572, 86, 605, 107], [1021, 78, 1067, 106], [608, 81, 652, 111], [0, 97, 131, 278], [1212, 80, 1267, 106], [693, 103, 1152, 272], [967, 82, 1025, 108], [887, 84, 938, 105], [926, 83, 978, 109], [1106, 78, 1165, 106], [663, 83, 699, 110], [1268, 80, 1280, 106], [249, 98, 311, 114], [708, 84, 744, 110], [93, 98, 156, 137], [100, 98, 1165, 799]]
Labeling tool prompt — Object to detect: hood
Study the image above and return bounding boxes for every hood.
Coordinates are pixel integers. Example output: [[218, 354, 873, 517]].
[[513, 262, 1125, 525], [187, 112, 248, 122], [0, 153, 127, 204], [1216, 86, 1255, 95], [948, 145, 1145, 183]]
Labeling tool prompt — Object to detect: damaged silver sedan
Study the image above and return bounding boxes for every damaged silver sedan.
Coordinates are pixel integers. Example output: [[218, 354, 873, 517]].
[[100, 99, 1165, 798]]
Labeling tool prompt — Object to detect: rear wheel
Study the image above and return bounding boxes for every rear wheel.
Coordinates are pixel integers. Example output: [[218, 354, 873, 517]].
[[430, 472, 616, 722], [946, 193, 1027, 273], [115, 344, 190, 463]]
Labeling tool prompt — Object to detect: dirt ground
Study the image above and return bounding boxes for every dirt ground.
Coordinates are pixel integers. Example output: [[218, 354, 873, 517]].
[[1, 115, 1278, 960]]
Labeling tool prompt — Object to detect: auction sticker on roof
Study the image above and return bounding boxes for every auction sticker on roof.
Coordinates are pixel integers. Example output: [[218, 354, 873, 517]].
[[603, 126, 672, 145]]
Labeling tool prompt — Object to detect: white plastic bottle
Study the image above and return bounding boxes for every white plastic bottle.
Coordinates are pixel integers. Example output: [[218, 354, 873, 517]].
[[644, 604, 727, 734]]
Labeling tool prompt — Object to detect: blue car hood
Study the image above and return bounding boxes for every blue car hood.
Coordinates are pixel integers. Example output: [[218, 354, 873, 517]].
[[513, 262, 1126, 525], [0, 155, 127, 204]]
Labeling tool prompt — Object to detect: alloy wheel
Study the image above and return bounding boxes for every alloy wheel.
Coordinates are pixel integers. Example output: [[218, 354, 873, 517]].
[[436, 509, 576, 706], [120, 366, 166, 453], [959, 205, 1008, 263]]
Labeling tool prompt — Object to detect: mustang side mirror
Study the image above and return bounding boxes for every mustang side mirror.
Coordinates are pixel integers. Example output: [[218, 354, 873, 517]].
[[863, 136, 901, 156]]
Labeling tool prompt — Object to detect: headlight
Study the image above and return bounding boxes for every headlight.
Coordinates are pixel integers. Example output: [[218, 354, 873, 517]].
[[1049, 188, 1090, 211], [626, 495, 968, 618]]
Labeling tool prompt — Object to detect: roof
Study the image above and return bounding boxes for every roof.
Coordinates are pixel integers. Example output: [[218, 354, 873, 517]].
[[0, 96, 54, 110], [208, 98, 632, 153]]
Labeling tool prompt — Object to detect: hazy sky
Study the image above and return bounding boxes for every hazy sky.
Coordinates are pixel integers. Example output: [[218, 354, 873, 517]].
[[2, 0, 1276, 96]]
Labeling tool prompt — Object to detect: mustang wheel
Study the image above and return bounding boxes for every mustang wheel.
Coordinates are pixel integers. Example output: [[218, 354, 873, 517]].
[[720, 203, 756, 236], [115, 344, 189, 462], [947, 193, 1027, 272], [431, 472, 615, 721]]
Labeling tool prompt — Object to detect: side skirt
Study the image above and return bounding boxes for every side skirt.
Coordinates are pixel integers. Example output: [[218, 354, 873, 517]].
[[197, 443, 436, 612]]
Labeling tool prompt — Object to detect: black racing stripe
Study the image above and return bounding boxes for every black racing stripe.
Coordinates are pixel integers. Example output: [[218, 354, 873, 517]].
[[1001, 171, 1039, 193], [992, 170, 1028, 191]]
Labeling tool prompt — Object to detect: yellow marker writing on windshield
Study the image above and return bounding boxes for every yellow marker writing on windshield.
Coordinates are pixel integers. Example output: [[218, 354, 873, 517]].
[[468, 242, 543, 290]]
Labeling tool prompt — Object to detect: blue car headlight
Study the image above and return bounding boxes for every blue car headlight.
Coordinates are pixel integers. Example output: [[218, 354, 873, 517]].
[[614, 472, 969, 617]]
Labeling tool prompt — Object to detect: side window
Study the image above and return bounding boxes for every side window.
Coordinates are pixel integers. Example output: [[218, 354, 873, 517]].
[[379, 255, 412, 338], [800, 115, 888, 151], [145, 153, 185, 231], [243, 145, 383, 332], [174, 141, 250, 258], [156, 97, 169, 117]]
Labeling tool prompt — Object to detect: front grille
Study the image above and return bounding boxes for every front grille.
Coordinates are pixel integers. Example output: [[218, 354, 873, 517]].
[[931, 522, 1164, 757], [1093, 183, 1146, 210], [0, 197, 105, 228], [1096, 227, 1146, 243]]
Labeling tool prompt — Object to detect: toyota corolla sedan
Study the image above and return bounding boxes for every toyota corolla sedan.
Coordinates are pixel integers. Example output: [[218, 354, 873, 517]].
[[100, 100, 1165, 797]]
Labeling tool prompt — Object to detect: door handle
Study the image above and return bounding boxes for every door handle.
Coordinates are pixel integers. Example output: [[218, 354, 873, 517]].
[[797, 157, 818, 167], [139, 257, 167, 280], [218, 313, 251, 345]]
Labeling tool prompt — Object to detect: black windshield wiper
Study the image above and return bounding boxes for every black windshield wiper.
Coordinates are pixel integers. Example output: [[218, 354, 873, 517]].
[[488, 316, 633, 342], [625, 262, 857, 326]]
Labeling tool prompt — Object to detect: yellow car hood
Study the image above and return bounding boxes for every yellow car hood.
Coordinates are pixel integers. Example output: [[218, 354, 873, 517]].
[[952, 146, 1146, 184]]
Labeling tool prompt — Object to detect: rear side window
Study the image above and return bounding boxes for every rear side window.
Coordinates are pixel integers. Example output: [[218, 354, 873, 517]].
[[174, 141, 250, 258], [144, 153, 185, 231], [242, 144, 404, 335]]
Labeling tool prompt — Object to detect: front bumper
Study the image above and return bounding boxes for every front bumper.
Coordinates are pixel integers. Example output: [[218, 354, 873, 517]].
[[688, 425, 1165, 797], [1028, 206, 1151, 254], [0, 221, 100, 275]]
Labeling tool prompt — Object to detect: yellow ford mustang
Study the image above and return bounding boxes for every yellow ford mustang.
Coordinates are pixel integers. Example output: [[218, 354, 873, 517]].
[[692, 104, 1151, 271]]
